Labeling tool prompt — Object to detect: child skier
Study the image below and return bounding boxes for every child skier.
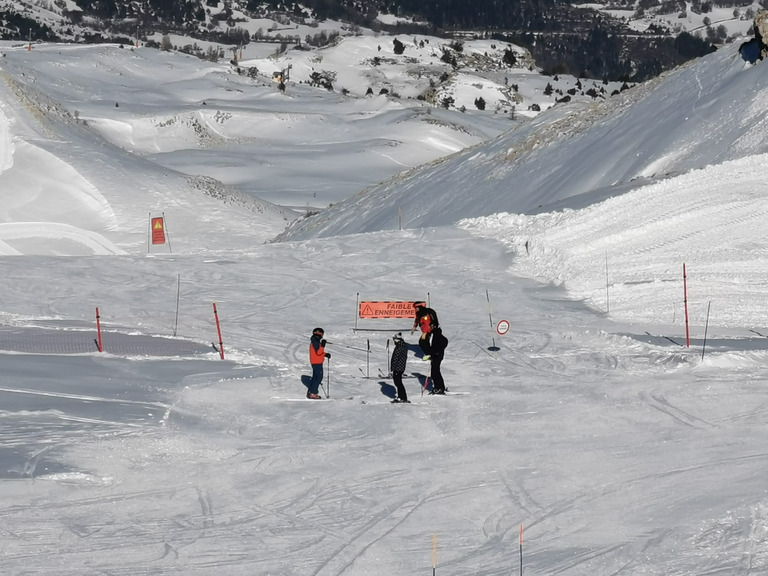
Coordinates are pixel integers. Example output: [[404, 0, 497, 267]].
[[390, 333, 410, 403], [308, 327, 330, 399]]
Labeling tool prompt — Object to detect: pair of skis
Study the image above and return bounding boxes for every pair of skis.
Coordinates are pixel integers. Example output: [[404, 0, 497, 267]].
[[378, 368, 434, 397]]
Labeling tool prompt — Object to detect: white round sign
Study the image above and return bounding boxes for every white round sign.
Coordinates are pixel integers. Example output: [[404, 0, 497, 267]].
[[496, 320, 510, 335]]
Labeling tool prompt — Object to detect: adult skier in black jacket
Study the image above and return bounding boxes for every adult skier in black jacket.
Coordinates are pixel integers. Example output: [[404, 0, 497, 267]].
[[428, 327, 448, 395]]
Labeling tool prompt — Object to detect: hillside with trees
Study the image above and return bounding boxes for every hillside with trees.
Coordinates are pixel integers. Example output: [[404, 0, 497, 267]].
[[0, 0, 733, 81]]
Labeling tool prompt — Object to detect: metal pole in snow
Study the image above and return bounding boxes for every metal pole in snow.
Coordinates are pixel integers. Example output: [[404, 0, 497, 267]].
[[366, 339, 370, 379], [684, 263, 690, 346], [519, 524, 524, 576], [173, 273, 180, 337], [605, 252, 610, 314], [702, 301, 711, 360], [163, 212, 172, 254], [486, 289, 499, 351], [325, 341, 367, 352]]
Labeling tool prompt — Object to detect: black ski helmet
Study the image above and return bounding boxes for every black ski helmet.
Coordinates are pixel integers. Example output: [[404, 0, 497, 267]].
[[313, 327, 324, 337]]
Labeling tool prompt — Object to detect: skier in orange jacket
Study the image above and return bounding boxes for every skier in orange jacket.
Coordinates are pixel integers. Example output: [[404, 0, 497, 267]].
[[308, 327, 330, 399]]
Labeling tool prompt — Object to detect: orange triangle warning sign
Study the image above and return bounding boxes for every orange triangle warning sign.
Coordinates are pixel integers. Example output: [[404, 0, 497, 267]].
[[151, 217, 166, 245]]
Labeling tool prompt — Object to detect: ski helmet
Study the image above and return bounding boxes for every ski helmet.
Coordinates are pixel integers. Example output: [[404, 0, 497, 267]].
[[313, 327, 324, 337], [393, 332, 403, 342]]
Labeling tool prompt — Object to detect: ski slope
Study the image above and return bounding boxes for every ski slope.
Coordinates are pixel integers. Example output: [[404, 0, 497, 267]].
[[1, 36, 768, 576]]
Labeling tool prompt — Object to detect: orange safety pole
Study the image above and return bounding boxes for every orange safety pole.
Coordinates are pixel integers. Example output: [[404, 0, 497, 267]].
[[213, 302, 224, 359], [95, 307, 103, 352]]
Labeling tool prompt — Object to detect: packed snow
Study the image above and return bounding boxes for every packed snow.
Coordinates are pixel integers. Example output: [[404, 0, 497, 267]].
[[1, 34, 768, 576]]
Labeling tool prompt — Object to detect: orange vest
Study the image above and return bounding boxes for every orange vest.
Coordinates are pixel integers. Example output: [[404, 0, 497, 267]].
[[309, 340, 326, 365]]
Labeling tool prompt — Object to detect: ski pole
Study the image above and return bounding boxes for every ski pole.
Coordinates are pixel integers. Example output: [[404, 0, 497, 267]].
[[325, 356, 331, 398]]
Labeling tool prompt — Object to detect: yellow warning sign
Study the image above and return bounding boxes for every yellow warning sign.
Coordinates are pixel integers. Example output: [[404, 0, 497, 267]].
[[359, 301, 425, 319]]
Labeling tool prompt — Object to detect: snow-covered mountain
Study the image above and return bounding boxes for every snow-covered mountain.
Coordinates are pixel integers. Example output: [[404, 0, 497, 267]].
[[0, 33, 634, 254], [281, 42, 768, 239], [3, 23, 768, 576]]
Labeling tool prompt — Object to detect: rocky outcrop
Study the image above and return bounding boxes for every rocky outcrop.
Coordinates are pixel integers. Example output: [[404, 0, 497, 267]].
[[757, 9, 768, 59], [739, 9, 768, 63]]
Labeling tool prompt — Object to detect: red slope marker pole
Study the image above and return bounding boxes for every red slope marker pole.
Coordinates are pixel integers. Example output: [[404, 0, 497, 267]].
[[683, 263, 690, 347], [520, 524, 524, 576], [422, 363, 431, 396], [95, 307, 103, 352], [702, 300, 711, 361], [366, 339, 370, 378], [213, 302, 225, 359]]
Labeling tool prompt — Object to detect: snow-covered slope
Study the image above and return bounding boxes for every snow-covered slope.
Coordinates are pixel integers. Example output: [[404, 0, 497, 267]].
[[0, 41, 512, 253], [5, 26, 768, 576], [280, 43, 768, 239], [463, 153, 768, 328]]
